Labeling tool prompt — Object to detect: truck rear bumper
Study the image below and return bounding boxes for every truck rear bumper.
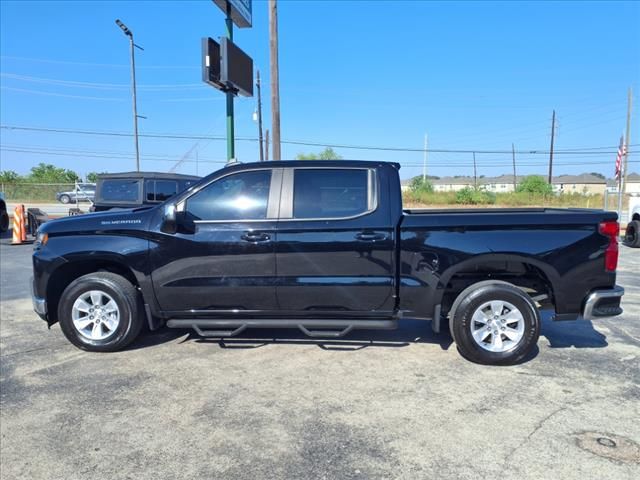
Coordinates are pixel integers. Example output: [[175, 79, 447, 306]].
[[582, 285, 624, 320]]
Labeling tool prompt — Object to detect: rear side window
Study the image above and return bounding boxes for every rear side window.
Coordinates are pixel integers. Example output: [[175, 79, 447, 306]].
[[145, 180, 178, 202], [293, 169, 369, 219], [186, 170, 271, 221], [99, 179, 140, 203]]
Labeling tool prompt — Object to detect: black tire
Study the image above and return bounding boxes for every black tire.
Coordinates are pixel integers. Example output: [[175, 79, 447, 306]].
[[450, 283, 540, 366], [59, 194, 71, 204], [0, 210, 8, 233], [57, 272, 143, 352], [624, 220, 640, 248]]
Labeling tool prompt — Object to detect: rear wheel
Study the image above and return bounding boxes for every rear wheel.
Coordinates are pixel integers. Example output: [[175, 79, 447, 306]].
[[59, 194, 71, 204], [624, 220, 640, 248], [58, 272, 143, 352], [450, 282, 540, 365]]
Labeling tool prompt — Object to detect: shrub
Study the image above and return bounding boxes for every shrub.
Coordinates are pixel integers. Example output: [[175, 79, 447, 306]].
[[409, 176, 434, 194], [455, 187, 496, 205], [516, 175, 553, 195]]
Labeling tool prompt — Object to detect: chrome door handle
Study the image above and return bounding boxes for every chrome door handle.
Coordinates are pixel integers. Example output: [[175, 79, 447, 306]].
[[355, 232, 387, 242], [241, 232, 271, 243]]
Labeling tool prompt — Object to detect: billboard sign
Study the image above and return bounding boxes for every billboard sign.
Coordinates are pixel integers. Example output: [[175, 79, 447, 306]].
[[201, 37, 224, 90], [221, 37, 253, 97], [212, 0, 252, 28]]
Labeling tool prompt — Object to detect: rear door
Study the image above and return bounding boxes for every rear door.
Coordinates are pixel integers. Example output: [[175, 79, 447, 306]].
[[275, 167, 396, 314]]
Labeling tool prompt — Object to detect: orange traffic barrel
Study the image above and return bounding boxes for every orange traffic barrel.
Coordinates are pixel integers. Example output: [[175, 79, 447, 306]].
[[10, 205, 27, 245]]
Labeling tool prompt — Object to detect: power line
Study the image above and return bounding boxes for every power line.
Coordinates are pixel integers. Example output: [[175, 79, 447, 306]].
[[0, 72, 202, 90], [0, 55, 198, 69], [0, 86, 126, 102], [2, 124, 637, 155], [2, 145, 637, 168]]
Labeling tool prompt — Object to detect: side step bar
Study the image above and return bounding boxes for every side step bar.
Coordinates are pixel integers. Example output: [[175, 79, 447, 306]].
[[165, 318, 398, 339]]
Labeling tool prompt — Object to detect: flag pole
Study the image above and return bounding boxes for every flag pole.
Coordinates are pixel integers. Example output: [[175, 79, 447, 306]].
[[616, 134, 624, 223]]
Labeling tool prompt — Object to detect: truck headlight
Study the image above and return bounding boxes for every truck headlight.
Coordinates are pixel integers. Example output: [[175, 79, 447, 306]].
[[34, 232, 48, 249]]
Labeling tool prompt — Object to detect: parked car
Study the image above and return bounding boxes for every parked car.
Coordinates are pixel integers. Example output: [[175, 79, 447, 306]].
[[32, 161, 624, 365], [0, 192, 8, 233], [91, 172, 200, 212], [624, 195, 640, 247], [55, 183, 96, 204]]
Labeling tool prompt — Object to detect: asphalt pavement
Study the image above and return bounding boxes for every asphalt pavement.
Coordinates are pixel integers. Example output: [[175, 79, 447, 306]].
[[0, 234, 638, 480]]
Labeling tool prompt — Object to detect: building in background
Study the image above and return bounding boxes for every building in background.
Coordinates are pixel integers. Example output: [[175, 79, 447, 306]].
[[403, 173, 611, 195]]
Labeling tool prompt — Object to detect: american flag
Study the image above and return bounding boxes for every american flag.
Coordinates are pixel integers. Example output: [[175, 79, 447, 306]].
[[615, 135, 625, 181]]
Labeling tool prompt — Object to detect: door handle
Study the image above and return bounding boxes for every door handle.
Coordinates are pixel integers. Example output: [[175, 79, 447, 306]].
[[241, 232, 271, 243], [355, 232, 387, 242]]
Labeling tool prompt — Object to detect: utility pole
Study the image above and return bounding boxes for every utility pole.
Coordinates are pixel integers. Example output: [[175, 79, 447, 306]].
[[256, 70, 264, 161], [422, 134, 428, 181], [473, 152, 478, 189], [265, 129, 270, 161], [548, 109, 556, 184], [269, 0, 281, 160], [512, 143, 517, 190], [116, 19, 142, 172], [225, 5, 235, 163]]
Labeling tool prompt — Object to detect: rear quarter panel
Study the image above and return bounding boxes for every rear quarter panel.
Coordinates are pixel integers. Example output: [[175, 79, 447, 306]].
[[399, 209, 617, 318]]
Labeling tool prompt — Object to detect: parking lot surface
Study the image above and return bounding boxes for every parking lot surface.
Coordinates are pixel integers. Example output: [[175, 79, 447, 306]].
[[1, 237, 638, 480]]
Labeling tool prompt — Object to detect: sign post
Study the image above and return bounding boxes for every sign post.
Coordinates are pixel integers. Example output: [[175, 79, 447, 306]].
[[208, 0, 253, 164], [225, 5, 235, 162]]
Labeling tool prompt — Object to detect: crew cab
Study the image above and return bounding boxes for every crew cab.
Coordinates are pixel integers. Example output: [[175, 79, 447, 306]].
[[32, 161, 624, 365]]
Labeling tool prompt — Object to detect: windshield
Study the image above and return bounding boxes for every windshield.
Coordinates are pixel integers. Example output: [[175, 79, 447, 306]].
[[98, 179, 141, 203]]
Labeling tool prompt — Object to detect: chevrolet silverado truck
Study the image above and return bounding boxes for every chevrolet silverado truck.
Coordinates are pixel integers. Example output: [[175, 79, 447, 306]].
[[32, 161, 624, 365]]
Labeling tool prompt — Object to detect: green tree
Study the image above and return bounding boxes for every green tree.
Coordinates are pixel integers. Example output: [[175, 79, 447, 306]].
[[27, 163, 79, 183], [0, 170, 21, 183], [516, 175, 553, 195], [295, 147, 343, 160], [86, 172, 107, 183], [409, 176, 434, 193]]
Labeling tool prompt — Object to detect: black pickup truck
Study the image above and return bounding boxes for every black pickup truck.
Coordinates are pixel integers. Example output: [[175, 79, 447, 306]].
[[32, 161, 624, 365]]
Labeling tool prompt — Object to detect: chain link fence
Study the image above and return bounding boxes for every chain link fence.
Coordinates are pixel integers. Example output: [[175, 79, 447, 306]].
[[0, 183, 77, 203]]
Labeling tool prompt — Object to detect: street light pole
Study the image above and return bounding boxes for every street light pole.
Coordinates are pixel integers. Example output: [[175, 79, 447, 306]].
[[116, 19, 142, 172]]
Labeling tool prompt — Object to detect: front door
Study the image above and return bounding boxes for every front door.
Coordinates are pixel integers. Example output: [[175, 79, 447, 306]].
[[151, 168, 280, 315], [275, 167, 396, 314]]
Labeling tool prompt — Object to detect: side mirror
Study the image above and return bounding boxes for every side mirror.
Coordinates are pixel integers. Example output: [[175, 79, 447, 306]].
[[160, 203, 177, 234]]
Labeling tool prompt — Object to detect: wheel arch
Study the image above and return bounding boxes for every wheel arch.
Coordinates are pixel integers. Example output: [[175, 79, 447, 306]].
[[435, 253, 559, 318], [47, 257, 140, 325]]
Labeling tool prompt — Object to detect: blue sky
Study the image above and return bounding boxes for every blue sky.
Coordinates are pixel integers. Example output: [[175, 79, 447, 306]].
[[1, 0, 639, 180]]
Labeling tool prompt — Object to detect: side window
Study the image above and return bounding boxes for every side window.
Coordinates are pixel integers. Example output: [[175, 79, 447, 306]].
[[145, 180, 179, 202], [186, 170, 271, 221], [145, 180, 155, 202], [154, 180, 178, 201], [293, 169, 369, 219]]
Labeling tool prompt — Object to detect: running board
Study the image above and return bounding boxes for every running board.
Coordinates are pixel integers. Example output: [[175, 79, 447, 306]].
[[165, 318, 398, 338]]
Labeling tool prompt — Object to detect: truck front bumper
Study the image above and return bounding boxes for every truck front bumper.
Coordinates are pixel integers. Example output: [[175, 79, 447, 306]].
[[30, 276, 47, 320], [582, 285, 624, 320]]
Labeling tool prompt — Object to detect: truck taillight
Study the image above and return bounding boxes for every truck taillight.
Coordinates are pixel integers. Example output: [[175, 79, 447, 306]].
[[599, 221, 619, 272]]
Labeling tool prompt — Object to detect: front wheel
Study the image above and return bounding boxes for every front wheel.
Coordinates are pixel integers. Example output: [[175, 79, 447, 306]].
[[450, 283, 540, 365], [58, 272, 144, 352], [59, 194, 71, 204]]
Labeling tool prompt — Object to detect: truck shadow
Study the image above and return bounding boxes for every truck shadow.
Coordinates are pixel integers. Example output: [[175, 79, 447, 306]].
[[539, 310, 608, 349], [129, 312, 608, 356]]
